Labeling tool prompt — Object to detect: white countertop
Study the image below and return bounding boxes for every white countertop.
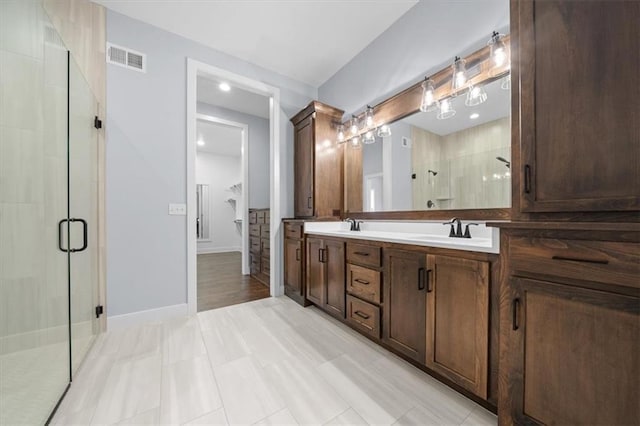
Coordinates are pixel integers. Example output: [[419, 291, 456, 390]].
[[304, 220, 500, 254]]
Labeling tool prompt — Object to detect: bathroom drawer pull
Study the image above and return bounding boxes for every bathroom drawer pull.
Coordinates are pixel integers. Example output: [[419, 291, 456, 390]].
[[295, 248, 301, 261], [512, 298, 520, 331], [354, 278, 370, 285], [551, 255, 609, 265], [354, 311, 370, 320], [354, 251, 370, 256], [524, 164, 532, 194]]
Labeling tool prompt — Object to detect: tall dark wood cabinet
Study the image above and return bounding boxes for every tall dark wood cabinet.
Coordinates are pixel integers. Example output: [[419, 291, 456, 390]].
[[382, 249, 427, 363], [512, 0, 640, 214], [249, 208, 270, 286], [500, 2, 640, 424], [291, 101, 345, 219]]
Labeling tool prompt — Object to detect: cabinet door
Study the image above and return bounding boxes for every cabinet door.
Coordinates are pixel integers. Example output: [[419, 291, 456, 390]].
[[425, 255, 489, 399], [294, 115, 314, 217], [516, 0, 640, 212], [324, 239, 346, 319], [502, 277, 640, 425], [306, 237, 324, 306], [383, 249, 427, 362], [284, 238, 303, 297]]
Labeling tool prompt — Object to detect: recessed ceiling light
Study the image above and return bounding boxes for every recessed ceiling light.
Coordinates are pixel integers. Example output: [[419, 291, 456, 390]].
[[470, 113, 479, 119], [218, 82, 231, 92], [197, 140, 205, 146]]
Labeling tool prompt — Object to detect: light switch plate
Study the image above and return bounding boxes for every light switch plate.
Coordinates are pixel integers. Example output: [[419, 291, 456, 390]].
[[168, 203, 187, 215]]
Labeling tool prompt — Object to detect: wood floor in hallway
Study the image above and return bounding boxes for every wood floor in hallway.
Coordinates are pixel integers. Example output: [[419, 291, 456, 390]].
[[197, 252, 269, 312]]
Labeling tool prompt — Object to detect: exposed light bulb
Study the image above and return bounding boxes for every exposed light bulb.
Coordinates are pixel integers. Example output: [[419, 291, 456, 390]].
[[363, 130, 375, 144], [420, 78, 437, 112], [489, 31, 507, 67], [350, 136, 361, 148], [218, 82, 231, 92], [336, 124, 345, 143], [349, 116, 358, 135], [364, 105, 375, 128], [451, 56, 467, 92], [437, 98, 456, 120]]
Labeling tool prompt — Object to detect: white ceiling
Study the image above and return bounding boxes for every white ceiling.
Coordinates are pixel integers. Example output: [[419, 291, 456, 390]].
[[197, 76, 270, 119], [196, 120, 242, 156], [93, 0, 419, 86], [403, 77, 511, 136]]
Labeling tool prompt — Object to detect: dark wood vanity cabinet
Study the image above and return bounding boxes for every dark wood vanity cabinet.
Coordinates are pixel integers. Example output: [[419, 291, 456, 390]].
[[513, 0, 640, 213], [283, 221, 306, 306], [291, 101, 345, 219], [425, 255, 490, 399], [498, 226, 640, 425], [306, 236, 346, 319], [382, 249, 427, 363]]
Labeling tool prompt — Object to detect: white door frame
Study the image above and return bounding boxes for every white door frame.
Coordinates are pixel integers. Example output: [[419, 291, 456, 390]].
[[187, 58, 282, 315], [195, 114, 249, 271]]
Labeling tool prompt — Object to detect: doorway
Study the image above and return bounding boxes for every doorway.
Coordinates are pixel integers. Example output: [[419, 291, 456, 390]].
[[187, 60, 281, 313]]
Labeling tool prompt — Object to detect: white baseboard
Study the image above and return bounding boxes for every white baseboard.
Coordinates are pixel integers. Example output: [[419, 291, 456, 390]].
[[107, 303, 189, 331], [197, 246, 241, 254]]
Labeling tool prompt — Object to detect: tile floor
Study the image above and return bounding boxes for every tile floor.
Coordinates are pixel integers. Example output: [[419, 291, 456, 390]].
[[51, 297, 497, 425]]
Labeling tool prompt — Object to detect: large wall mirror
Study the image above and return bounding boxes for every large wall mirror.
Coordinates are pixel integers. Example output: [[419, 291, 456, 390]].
[[362, 76, 511, 212]]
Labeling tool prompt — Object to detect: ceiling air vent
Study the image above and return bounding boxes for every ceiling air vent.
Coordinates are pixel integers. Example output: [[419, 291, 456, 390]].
[[107, 43, 146, 73]]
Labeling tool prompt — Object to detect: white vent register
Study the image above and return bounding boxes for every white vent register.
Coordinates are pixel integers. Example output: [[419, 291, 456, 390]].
[[107, 43, 146, 73]]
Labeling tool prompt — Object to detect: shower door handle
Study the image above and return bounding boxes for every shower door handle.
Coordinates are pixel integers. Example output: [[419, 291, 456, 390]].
[[58, 219, 68, 252], [69, 218, 88, 253]]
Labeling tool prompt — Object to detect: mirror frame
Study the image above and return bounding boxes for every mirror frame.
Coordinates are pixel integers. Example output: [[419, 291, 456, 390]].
[[342, 35, 511, 220]]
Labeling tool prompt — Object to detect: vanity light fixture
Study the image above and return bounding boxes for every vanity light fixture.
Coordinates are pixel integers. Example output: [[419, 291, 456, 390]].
[[364, 105, 375, 128], [336, 124, 346, 144], [350, 135, 361, 149], [349, 116, 359, 135], [377, 124, 392, 138], [488, 31, 507, 67], [437, 98, 456, 120], [420, 78, 438, 112], [465, 85, 488, 106], [363, 130, 376, 144], [501, 74, 511, 90], [218, 82, 231, 92], [451, 56, 467, 92]]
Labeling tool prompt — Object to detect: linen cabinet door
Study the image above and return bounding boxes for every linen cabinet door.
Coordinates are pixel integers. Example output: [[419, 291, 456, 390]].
[[502, 276, 640, 425], [323, 239, 346, 319], [294, 115, 314, 217], [515, 0, 640, 212], [425, 255, 489, 399], [284, 238, 303, 298], [305, 237, 324, 306], [382, 249, 427, 363]]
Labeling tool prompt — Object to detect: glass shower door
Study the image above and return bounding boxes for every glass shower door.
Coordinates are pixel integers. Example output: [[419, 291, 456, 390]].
[[68, 57, 100, 373], [0, 1, 71, 424]]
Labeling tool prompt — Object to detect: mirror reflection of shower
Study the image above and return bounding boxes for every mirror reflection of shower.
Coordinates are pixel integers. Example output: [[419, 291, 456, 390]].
[[196, 184, 210, 240]]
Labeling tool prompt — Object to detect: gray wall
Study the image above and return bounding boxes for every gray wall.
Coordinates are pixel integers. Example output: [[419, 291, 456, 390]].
[[197, 102, 270, 209], [106, 10, 315, 316], [318, 0, 509, 116]]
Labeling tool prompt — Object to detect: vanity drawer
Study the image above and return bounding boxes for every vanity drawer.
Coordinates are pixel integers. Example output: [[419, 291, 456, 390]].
[[250, 237, 261, 254], [285, 223, 303, 240], [260, 225, 270, 239], [257, 210, 266, 223], [347, 243, 382, 268], [249, 211, 258, 224], [265, 210, 270, 224], [347, 264, 381, 304], [346, 295, 380, 338], [249, 224, 261, 237], [510, 237, 640, 289]]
